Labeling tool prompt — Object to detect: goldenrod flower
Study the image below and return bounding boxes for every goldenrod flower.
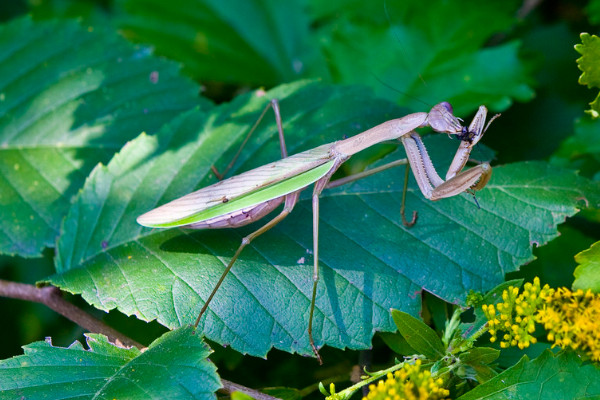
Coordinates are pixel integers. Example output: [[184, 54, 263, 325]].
[[482, 278, 550, 349], [363, 360, 449, 400], [536, 287, 600, 361], [482, 278, 600, 361]]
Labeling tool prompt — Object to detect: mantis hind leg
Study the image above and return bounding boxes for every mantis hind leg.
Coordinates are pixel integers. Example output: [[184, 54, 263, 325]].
[[212, 98, 288, 179], [194, 191, 299, 327]]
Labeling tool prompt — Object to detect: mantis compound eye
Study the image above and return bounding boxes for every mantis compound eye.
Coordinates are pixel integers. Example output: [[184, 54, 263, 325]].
[[439, 101, 453, 113], [428, 102, 463, 134]]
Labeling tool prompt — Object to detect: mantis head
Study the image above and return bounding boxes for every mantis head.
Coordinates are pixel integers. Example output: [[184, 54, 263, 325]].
[[427, 102, 464, 135], [428, 102, 500, 147]]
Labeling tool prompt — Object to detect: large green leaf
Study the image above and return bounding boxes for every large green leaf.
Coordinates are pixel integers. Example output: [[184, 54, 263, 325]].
[[0, 327, 221, 400], [314, 0, 534, 114], [50, 81, 600, 358], [116, 0, 320, 85], [457, 350, 600, 400], [0, 16, 208, 257]]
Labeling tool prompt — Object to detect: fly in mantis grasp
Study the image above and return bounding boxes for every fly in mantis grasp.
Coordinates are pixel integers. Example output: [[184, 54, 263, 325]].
[[137, 100, 498, 363]]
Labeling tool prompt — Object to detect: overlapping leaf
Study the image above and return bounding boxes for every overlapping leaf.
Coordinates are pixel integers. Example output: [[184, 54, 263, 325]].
[[116, 0, 320, 85], [553, 116, 600, 176], [391, 310, 445, 359], [114, 0, 533, 116], [0, 16, 208, 257], [0, 327, 220, 400], [50, 81, 600, 358], [313, 0, 534, 114], [457, 350, 600, 400], [576, 33, 600, 117]]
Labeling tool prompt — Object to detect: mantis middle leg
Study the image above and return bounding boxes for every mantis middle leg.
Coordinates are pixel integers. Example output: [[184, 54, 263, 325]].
[[212, 99, 287, 179]]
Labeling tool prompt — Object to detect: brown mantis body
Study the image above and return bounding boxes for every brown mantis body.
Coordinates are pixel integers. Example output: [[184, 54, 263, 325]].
[[137, 101, 498, 363]]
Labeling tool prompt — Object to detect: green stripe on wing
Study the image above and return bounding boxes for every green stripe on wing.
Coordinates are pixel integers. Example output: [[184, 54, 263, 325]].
[[141, 160, 336, 228]]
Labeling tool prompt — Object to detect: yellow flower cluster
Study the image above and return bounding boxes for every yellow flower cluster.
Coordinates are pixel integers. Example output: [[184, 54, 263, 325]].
[[536, 287, 600, 361], [482, 277, 550, 349], [363, 360, 449, 400], [482, 277, 600, 361]]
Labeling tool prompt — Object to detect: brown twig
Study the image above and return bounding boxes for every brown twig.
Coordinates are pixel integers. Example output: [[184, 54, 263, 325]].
[[0, 279, 142, 348]]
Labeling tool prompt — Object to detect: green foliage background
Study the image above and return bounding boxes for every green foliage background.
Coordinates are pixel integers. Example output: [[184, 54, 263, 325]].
[[0, 0, 599, 399]]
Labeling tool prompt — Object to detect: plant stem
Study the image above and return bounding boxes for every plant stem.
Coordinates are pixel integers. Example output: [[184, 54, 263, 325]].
[[0, 279, 142, 348], [325, 361, 409, 400]]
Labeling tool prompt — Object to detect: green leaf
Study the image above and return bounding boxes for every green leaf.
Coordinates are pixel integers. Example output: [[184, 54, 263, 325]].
[[0, 16, 207, 257], [459, 347, 500, 365], [553, 116, 600, 177], [231, 392, 255, 400], [49, 81, 600, 358], [514, 225, 596, 290], [116, 0, 321, 85], [573, 240, 600, 292], [575, 33, 600, 118], [469, 364, 498, 383], [315, 0, 533, 114], [391, 309, 445, 359], [459, 279, 523, 341], [576, 33, 600, 89], [457, 350, 600, 400], [459, 347, 501, 383], [0, 327, 221, 400], [379, 332, 415, 356], [495, 343, 552, 369]]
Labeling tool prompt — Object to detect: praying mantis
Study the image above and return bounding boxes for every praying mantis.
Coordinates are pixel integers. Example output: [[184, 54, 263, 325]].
[[137, 100, 498, 363]]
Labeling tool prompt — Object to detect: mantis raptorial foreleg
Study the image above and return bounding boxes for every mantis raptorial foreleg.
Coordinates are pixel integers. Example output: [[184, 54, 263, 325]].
[[137, 100, 498, 364], [400, 104, 498, 202], [446, 105, 500, 180]]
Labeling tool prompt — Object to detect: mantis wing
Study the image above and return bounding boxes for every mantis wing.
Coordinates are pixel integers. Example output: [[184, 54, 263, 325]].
[[137, 144, 335, 228]]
